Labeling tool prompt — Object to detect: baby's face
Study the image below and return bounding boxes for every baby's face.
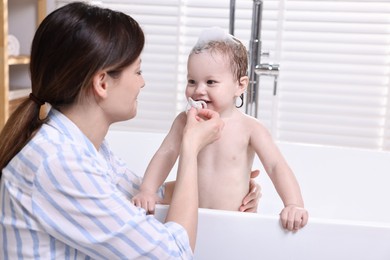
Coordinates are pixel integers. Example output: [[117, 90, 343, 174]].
[[185, 51, 241, 116]]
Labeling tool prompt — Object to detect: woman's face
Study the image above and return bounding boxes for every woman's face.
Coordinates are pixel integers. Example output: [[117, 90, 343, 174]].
[[105, 57, 145, 123]]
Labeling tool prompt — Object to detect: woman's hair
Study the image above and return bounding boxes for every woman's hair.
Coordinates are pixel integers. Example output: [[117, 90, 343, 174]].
[[0, 2, 145, 175]]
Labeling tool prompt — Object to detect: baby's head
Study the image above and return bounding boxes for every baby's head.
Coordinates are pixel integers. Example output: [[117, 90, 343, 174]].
[[190, 27, 248, 82]]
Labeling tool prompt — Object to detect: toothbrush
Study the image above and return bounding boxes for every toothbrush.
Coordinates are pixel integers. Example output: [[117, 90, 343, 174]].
[[186, 97, 207, 111]]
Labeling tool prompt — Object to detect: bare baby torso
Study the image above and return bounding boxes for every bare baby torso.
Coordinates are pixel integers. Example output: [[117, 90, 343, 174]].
[[197, 113, 256, 211]]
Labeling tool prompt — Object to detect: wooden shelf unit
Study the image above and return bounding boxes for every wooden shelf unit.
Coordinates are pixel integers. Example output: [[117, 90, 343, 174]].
[[0, 0, 46, 128]]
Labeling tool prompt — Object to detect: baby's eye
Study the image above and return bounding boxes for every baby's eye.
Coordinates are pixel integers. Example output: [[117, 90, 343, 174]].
[[207, 80, 216, 85], [187, 79, 195, 84]]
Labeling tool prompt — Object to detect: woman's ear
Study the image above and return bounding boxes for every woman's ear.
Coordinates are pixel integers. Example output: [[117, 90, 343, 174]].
[[235, 76, 249, 97], [92, 71, 109, 99]]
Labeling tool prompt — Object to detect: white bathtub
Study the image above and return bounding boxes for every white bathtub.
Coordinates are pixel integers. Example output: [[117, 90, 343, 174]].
[[106, 130, 390, 260]]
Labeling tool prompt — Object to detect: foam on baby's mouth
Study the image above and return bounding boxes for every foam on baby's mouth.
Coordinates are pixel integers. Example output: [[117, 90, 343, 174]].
[[186, 97, 207, 112]]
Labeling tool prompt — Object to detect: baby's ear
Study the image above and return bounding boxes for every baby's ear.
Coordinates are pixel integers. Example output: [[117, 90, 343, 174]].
[[236, 76, 249, 96]]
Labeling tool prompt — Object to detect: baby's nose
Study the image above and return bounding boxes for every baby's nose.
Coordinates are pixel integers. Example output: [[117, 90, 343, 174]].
[[194, 83, 207, 94]]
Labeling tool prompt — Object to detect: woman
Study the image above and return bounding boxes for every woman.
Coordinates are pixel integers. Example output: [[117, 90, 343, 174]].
[[0, 2, 259, 259]]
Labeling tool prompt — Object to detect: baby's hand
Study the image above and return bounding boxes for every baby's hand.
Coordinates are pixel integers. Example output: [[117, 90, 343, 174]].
[[132, 190, 162, 214], [279, 205, 308, 231]]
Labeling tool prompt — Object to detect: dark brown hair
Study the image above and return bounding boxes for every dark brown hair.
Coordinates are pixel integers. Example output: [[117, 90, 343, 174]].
[[0, 2, 145, 176]]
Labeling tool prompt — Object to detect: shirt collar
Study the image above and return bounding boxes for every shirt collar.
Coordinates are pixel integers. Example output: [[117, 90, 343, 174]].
[[45, 108, 99, 156]]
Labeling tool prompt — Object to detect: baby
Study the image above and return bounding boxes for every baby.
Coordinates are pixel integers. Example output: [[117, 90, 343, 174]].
[[133, 27, 308, 231]]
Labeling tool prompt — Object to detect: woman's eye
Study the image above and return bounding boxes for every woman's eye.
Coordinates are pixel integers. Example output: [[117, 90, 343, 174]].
[[137, 70, 143, 75]]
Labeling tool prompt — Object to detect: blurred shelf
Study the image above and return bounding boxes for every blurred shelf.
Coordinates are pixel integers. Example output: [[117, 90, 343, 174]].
[[9, 88, 31, 100], [1, 0, 46, 128], [8, 55, 30, 65]]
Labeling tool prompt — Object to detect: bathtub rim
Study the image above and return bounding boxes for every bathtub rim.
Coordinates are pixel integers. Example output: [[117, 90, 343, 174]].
[[154, 204, 390, 229]]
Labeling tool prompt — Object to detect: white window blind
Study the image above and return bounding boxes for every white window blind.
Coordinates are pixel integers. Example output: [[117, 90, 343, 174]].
[[55, 0, 390, 151], [277, 1, 390, 150]]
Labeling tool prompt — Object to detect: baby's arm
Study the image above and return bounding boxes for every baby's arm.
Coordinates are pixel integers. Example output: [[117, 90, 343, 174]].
[[132, 113, 187, 213], [250, 119, 308, 231]]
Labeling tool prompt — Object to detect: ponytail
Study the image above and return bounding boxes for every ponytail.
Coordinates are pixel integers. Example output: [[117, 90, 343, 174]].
[[0, 97, 44, 177]]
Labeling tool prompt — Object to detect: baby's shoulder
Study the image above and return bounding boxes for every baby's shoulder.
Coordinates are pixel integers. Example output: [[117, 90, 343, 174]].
[[235, 113, 272, 142], [239, 112, 267, 129], [167, 111, 187, 132], [175, 111, 188, 123]]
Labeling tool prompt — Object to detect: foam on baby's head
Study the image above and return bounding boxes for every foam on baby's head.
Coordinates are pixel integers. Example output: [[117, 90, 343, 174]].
[[191, 27, 248, 82], [194, 27, 237, 49]]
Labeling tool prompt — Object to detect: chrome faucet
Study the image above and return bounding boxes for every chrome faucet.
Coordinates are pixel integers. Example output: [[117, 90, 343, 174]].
[[229, 0, 280, 118]]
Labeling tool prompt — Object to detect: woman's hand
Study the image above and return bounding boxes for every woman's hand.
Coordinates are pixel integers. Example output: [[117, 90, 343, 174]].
[[279, 204, 309, 231], [183, 108, 224, 152], [166, 108, 224, 250], [239, 170, 262, 212]]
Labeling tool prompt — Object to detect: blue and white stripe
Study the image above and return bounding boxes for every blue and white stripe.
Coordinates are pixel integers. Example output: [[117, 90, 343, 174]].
[[0, 109, 193, 259]]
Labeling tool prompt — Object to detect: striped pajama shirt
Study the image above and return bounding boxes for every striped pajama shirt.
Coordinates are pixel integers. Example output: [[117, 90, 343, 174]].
[[0, 109, 192, 259]]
